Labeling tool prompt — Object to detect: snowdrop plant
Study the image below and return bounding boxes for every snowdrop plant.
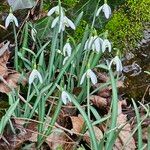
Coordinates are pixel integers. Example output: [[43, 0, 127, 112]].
[[29, 69, 43, 85], [5, 12, 18, 28], [47, 5, 75, 33], [80, 68, 97, 119], [84, 36, 103, 53], [96, 1, 111, 19], [4, 10, 19, 70], [102, 39, 111, 52], [109, 56, 123, 72], [61, 91, 72, 105]]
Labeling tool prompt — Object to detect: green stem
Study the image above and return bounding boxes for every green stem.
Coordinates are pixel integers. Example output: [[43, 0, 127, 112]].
[[105, 69, 118, 149], [87, 77, 90, 119], [13, 22, 18, 71], [38, 99, 63, 148]]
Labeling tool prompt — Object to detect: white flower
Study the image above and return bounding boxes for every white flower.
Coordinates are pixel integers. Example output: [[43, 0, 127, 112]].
[[109, 56, 123, 72], [102, 39, 111, 53], [51, 15, 75, 33], [47, 6, 63, 16], [29, 69, 43, 85], [63, 42, 72, 57], [96, 3, 111, 19], [84, 36, 103, 52], [61, 91, 71, 105], [5, 13, 19, 28], [80, 69, 97, 85]]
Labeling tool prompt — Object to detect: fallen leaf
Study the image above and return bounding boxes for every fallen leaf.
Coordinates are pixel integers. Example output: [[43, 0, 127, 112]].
[[90, 95, 107, 108], [0, 41, 27, 93], [0, 72, 27, 93], [70, 115, 84, 134], [83, 126, 103, 145], [113, 101, 136, 150]]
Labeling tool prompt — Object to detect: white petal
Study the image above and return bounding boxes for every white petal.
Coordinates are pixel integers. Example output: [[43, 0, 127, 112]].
[[61, 91, 71, 105], [96, 6, 103, 16], [12, 15, 19, 27], [115, 56, 123, 72], [63, 43, 72, 56], [29, 69, 43, 84], [87, 69, 97, 85], [80, 72, 86, 85], [94, 37, 101, 52], [103, 4, 111, 19], [102, 39, 111, 52], [47, 6, 58, 16], [65, 16, 76, 30], [109, 56, 123, 72], [51, 16, 59, 28], [5, 15, 11, 28], [58, 15, 64, 32]]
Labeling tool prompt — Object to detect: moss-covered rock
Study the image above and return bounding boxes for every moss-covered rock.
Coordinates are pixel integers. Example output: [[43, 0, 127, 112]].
[[105, 0, 150, 51]]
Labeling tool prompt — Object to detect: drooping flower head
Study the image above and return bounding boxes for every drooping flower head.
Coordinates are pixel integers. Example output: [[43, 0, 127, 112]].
[[47, 5, 75, 32], [29, 69, 43, 85], [102, 39, 111, 53], [96, 3, 111, 19], [109, 56, 123, 72], [84, 36, 103, 53], [5, 13, 18, 28], [61, 91, 72, 105], [80, 69, 97, 85], [63, 42, 72, 57]]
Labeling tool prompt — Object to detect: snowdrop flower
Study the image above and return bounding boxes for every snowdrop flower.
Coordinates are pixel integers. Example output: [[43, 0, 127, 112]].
[[96, 3, 111, 19], [29, 69, 43, 85], [84, 36, 103, 52], [5, 13, 18, 28], [102, 39, 111, 53], [51, 15, 75, 33], [47, 6, 63, 16], [80, 69, 97, 85], [63, 42, 72, 57], [109, 56, 123, 72], [61, 91, 72, 105]]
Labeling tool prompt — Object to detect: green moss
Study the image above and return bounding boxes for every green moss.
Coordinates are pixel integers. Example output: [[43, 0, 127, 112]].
[[62, 0, 79, 8], [105, 0, 150, 51], [74, 20, 88, 42]]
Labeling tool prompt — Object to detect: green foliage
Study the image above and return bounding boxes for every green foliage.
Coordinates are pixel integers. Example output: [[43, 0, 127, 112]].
[[62, 0, 79, 7], [105, 0, 150, 51], [74, 20, 87, 42]]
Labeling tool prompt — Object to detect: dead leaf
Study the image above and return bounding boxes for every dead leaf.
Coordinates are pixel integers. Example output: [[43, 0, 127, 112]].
[[98, 88, 111, 98], [0, 41, 27, 93], [83, 126, 103, 145], [70, 115, 84, 134], [90, 95, 107, 108], [0, 72, 27, 93], [113, 101, 136, 150], [0, 41, 10, 57], [46, 128, 73, 150]]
